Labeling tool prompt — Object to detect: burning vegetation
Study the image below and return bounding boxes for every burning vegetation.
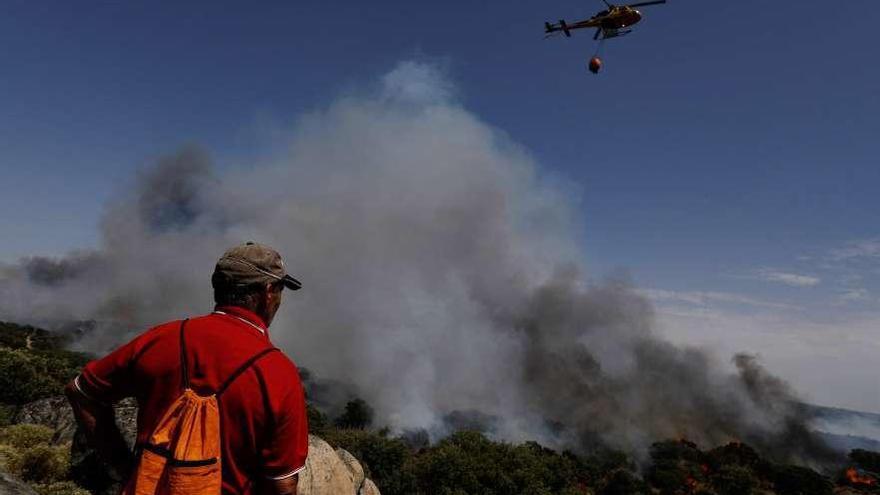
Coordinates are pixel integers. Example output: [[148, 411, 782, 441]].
[[840, 449, 880, 493]]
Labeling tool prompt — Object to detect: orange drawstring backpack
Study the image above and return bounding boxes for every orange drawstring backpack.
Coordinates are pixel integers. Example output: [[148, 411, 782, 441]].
[[124, 319, 278, 495]]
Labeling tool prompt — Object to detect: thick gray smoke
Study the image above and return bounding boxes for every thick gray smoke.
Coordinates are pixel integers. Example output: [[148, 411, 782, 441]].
[[0, 62, 833, 464]]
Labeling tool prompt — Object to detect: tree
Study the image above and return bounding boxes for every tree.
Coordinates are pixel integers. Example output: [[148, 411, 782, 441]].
[[335, 398, 374, 430]]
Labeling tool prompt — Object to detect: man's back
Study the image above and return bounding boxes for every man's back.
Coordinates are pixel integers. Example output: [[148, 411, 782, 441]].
[[76, 306, 308, 494]]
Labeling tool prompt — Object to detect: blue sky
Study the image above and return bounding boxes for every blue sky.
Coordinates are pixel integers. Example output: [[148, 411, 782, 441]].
[[1, 1, 878, 411]]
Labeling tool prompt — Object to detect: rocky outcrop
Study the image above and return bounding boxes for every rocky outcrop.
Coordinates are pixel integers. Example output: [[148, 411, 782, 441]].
[[13, 396, 137, 447], [13, 396, 75, 444], [12, 397, 380, 495]]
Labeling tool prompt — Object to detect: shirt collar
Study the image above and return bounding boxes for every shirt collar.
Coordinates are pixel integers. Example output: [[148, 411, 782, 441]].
[[213, 305, 270, 338]]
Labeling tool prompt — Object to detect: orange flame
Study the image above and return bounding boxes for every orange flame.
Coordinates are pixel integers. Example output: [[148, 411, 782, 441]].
[[846, 467, 877, 486]]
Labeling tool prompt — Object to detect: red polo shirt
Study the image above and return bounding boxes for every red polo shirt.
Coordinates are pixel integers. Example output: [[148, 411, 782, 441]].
[[75, 306, 309, 494]]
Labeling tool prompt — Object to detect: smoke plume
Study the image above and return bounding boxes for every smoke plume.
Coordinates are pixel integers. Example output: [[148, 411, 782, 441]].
[[0, 61, 834, 465]]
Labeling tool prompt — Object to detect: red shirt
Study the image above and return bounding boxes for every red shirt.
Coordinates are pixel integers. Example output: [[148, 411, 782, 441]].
[[76, 306, 309, 494]]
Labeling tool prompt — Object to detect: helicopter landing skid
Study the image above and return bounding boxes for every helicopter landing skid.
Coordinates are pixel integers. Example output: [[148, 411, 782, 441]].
[[596, 28, 633, 40]]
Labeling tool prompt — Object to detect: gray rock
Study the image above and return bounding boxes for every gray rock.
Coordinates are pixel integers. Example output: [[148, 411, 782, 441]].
[[13, 396, 75, 444], [12, 396, 137, 447], [0, 468, 38, 495]]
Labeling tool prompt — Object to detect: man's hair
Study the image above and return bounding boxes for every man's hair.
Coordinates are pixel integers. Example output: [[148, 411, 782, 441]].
[[212, 277, 283, 311]]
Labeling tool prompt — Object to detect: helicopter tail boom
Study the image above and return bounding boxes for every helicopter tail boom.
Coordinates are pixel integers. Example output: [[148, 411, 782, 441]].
[[545, 19, 572, 37]]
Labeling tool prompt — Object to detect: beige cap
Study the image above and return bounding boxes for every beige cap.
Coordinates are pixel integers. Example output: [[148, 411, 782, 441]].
[[212, 242, 302, 291]]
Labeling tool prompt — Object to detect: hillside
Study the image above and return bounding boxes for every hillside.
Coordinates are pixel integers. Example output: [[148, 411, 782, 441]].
[[1, 320, 878, 495]]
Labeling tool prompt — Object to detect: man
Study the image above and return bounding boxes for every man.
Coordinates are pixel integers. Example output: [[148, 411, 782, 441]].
[[65, 242, 309, 495]]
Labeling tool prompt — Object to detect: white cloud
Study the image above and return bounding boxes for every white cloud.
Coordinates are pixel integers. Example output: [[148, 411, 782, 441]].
[[640, 288, 801, 311], [829, 238, 880, 261], [755, 268, 821, 287], [837, 288, 870, 303]]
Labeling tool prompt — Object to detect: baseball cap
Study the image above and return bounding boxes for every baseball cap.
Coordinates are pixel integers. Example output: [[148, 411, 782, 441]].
[[212, 242, 302, 291]]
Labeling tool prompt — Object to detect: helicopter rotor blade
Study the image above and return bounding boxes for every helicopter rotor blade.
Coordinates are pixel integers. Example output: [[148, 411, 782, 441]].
[[599, 0, 612, 8], [625, 0, 666, 7]]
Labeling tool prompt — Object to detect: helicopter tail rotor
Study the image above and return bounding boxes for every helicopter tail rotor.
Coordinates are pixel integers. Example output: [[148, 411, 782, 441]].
[[559, 19, 571, 37]]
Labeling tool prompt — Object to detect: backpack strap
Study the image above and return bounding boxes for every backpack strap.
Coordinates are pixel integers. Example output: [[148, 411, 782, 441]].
[[178, 319, 191, 390], [216, 347, 280, 397]]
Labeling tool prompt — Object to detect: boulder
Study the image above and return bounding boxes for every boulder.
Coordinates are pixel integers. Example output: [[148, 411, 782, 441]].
[[335, 448, 365, 489], [297, 435, 355, 495], [359, 478, 381, 495]]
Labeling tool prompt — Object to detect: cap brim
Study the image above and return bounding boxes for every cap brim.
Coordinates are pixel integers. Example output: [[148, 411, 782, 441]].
[[282, 274, 302, 291]]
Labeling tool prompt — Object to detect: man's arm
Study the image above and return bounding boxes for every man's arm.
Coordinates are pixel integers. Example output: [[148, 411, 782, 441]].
[[258, 355, 309, 495], [264, 475, 298, 495], [64, 380, 135, 481]]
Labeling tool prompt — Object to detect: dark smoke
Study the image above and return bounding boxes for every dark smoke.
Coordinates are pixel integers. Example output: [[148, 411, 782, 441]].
[[134, 146, 214, 233], [0, 61, 837, 467], [22, 253, 104, 287]]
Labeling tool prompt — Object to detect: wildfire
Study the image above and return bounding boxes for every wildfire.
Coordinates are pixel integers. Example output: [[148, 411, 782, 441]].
[[846, 467, 877, 486]]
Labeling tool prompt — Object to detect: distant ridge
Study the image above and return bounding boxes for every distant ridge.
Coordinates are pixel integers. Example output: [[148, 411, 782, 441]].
[[796, 402, 880, 453]]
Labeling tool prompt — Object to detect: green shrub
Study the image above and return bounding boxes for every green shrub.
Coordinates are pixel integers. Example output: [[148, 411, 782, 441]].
[[707, 441, 762, 470], [406, 431, 590, 495], [0, 348, 61, 404], [0, 424, 55, 449], [849, 449, 880, 473], [771, 464, 833, 495], [0, 443, 17, 470], [647, 461, 687, 494], [0, 321, 90, 406], [0, 404, 16, 427], [323, 428, 412, 491], [5, 444, 70, 483], [0, 347, 87, 405], [306, 402, 329, 436], [598, 469, 648, 495], [0, 424, 70, 484], [32, 481, 91, 495], [321, 428, 601, 495], [712, 464, 757, 495]]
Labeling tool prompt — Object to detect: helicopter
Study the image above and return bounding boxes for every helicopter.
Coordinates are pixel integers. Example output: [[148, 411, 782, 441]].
[[544, 0, 666, 73], [545, 0, 666, 42]]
